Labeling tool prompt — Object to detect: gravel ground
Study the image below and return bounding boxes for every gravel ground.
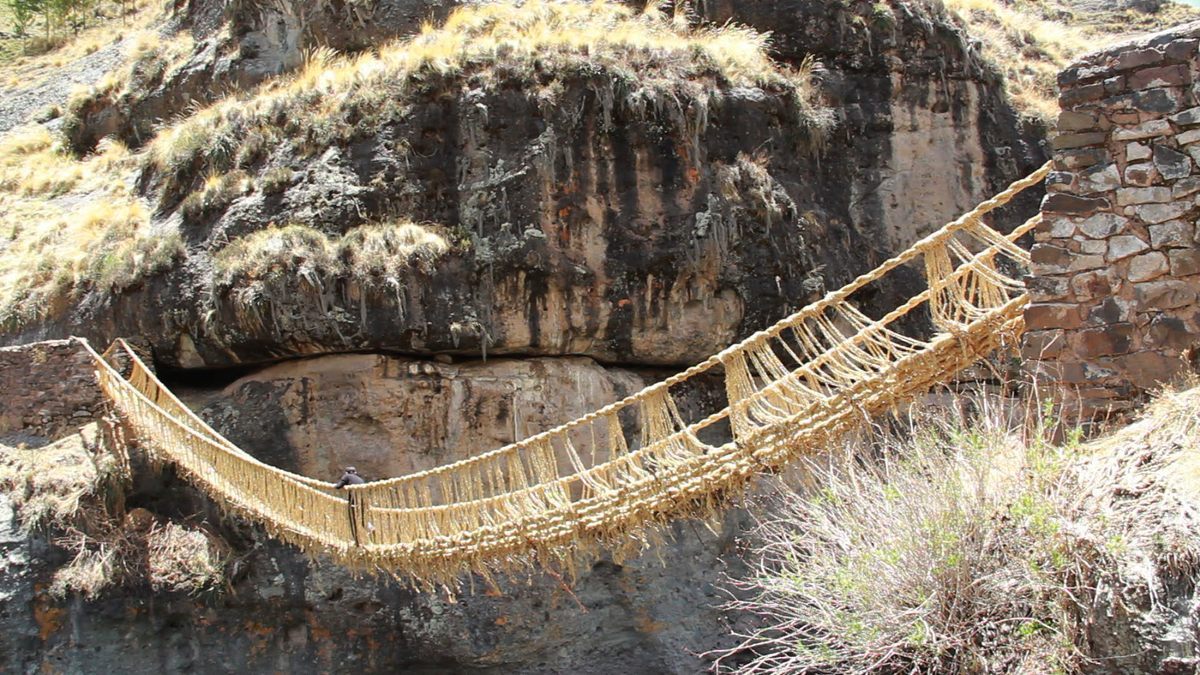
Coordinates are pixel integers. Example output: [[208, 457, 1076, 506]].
[[0, 39, 126, 136]]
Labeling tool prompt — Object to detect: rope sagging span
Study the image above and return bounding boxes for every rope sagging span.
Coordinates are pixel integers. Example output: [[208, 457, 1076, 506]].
[[82, 163, 1050, 585]]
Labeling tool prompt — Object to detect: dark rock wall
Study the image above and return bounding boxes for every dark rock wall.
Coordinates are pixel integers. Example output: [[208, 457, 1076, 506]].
[[15, 0, 1048, 369]]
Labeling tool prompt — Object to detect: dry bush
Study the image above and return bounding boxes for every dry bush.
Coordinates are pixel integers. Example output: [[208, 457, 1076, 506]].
[[1, 426, 226, 599], [716, 383, 1200, 674], [0, 424, 123, 534]]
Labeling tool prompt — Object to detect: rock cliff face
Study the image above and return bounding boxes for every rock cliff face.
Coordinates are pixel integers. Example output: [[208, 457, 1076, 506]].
[[9, 0, 1047, 369], [0, 0, 1051, 672]]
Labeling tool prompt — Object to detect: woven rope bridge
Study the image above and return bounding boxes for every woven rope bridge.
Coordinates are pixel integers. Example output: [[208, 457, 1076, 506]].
[[81, 164, 1049, 584]]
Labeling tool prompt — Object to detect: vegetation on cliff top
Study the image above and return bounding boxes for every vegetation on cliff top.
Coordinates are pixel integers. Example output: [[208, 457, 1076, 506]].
[[146, 0, 829, 203], [939, 0, 1200, 122], [0, 126, 180, 329], [718, 384, 1200, 673], [0, 0, 828, 331]]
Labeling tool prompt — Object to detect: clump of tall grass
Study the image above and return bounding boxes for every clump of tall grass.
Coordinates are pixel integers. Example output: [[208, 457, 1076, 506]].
[[212, 220, 451, 291], [715, 384, 1200, 673]]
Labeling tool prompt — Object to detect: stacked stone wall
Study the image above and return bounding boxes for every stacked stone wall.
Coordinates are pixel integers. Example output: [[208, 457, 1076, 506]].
[[1027, 22, 1200, 416], [0, 340, 103, 438]]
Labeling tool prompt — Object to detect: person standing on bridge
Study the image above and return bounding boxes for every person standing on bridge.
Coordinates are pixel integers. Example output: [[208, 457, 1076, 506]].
[[334, 466, 366, 489]]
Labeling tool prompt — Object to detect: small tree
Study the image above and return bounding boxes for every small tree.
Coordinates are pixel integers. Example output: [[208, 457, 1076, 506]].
[[6, 0, 46, 37]]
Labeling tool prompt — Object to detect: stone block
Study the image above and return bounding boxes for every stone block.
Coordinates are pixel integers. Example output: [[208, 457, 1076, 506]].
[[1186, 144, 1200, 167], [1114, 48, 1164, 71], [1112, 111, 1141, 125], [1148, 315, 1196, 350], [1148, 219, 1192, 248], [1069, 254, 1107, 272], [1177, 128, 1200, 145], [1128, 251, 1171, 282], [1057, 148, 1108, 169], [1025, 275, 1071, 300], [1074, 213, 1126, 238], [1078, 162, 1121, 194], [1053, 131, 1108, 150], [1172, 176, 1200, 198], [1169, 249, 1200, 276], [1164, 38, 1200, 61], [1110, 350, 1183, 390], [1116, 186, 1171, 205], [1057, 110, 1098, 132], [1070, 270, 1112, 300], [1022, 329, 1067, 359], [1079, 239, 1108, 255], [1169, 105, 1200, 126], [1041, 216, 1076, 239], [1127, 141, 1152, 161], [1059, 63, 1115, 87], [1042, 193, 1110, 215], [1134, 87, 1181, 114], [1107, 234, 1150, 261], [1046, 171, 1077, 193], [1153, 144, 1193, 180], [1026, 303, 1084, 330], [1123, 163, 1158, 186], [1089, 297, 1128, 325], [1075, 324, 1135, 357], [1128, 65, 1189, 90], [1031, 243, 1072, 270], [1112, 119, 1171, 141], [1060, 82, 1107, 108], [1136, 279, 1198, 308], [1132, 201, 1191, 223]]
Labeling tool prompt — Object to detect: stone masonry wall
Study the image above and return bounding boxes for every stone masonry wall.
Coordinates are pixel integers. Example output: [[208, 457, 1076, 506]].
[[1026, 22, 1200, 417], [0, 340, 104, 439]]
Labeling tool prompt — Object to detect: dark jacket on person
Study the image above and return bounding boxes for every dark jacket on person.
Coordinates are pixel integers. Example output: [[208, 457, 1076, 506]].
[[334, 468, 366, 489]]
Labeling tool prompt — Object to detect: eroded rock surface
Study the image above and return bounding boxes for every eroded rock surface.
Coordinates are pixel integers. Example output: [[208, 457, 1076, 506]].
[[7, 0, 1047, 368]]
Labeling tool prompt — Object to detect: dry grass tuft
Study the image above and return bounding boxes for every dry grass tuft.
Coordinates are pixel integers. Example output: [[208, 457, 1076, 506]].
[[0, 126, 182, 328], [213, 220, 452, 291], [716, 384, 1200, 674], [0, 424, 121, 534], [146, 521, 226, 594]]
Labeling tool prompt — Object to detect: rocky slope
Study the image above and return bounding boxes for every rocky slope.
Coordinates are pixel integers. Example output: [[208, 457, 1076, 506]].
[[0, 0, 1057, 672]]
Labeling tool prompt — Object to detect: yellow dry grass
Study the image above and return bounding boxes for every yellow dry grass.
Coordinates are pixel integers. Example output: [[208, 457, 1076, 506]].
[[939, 0, 1200, 123], [212, 221, 451, 290], [0, 125, 182, 328]]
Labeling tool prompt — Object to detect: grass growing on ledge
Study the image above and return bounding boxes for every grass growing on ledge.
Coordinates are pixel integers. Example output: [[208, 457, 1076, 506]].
[[146, 0, 829, 200], [0, 126, 181, 328], [715, 385, 1200, 673], [213, 221, 452, 290]]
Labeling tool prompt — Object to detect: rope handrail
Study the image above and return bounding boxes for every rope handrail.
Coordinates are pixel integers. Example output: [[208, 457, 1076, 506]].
[[82, 163, 1049, 583]]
